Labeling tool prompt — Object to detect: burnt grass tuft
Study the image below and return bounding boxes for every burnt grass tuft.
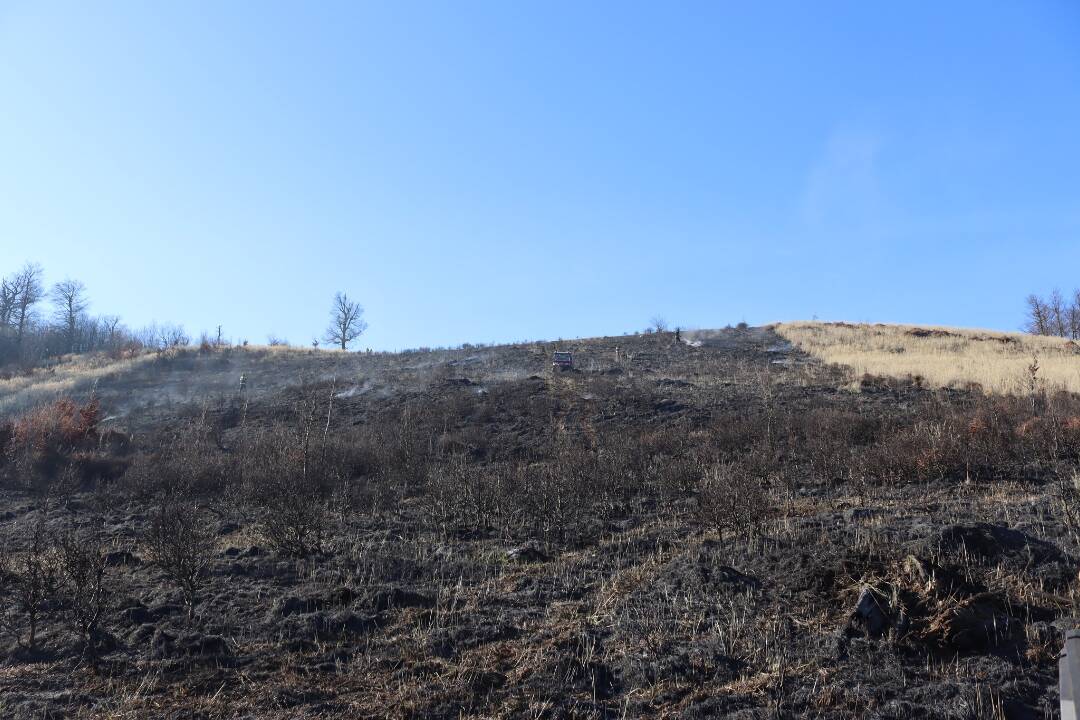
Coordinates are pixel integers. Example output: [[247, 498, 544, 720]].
[[2, 327, 1080, 718]]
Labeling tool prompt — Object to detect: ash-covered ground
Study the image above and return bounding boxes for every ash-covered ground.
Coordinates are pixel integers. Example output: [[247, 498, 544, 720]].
[[0, 327, 1075, 718]]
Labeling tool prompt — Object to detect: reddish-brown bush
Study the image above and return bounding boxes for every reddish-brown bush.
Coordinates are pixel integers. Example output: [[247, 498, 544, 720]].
[[10, 397, 100, 452], [3, 398, 102, 488]]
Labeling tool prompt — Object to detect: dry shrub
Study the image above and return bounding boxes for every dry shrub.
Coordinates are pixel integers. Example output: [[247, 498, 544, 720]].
[[3, 397, 101, 488], [371, 405, 435, 491], [0, 420, 13, 462], [122, 418, 235, 502], [3, 515, 57, 650], [794, 409, 879, 484], [696, 462, 775, 542], [241, 426, 343, 557], [423, 454, 510, 536], [522, 461, 583, 545], [55, 526, 111, 659], [142, 499, 216, 619], [11, 397, 100, 450]]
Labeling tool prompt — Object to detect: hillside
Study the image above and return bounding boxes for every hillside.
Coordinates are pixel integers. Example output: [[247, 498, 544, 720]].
[[778, 320, 1080, 394], [0, 324, 1076, 718]]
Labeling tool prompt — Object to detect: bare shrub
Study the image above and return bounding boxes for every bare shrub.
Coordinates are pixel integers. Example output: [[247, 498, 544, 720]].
[[122, 416, 233, 503], [522, 453, 586, 545], [142, 500, 216, 619], [3, 515, 57, 649], [242, 426, 335, 557], [3, 397, 100, 488], [374, 404, 433, 492], [696, 462, 774, 542], [422, 454, 465, 533], [264, 483, 329, 556], [423, 454, 512, 536], [55, 526, 110, 660]]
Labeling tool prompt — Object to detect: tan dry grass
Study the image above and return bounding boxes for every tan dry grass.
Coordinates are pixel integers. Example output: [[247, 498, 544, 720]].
[[775, 321, 1080, 395], [0, 344, 363, 419], [0, 352, 157, 415]]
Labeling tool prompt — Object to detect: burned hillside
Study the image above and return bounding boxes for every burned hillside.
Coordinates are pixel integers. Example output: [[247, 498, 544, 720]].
[[0, 326, 1077, 718]]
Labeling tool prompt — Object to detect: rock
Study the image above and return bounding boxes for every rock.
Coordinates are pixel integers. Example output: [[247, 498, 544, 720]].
[[656, 378, 693, 388], [151, 630, 230, 659], [921, 592, 1018, 652], [271, 686, 330, 708], [223, 561, 251, 577], [117, 603, 154, 626], [369, 587, 433, 612], [844, 507, 883, 523], [104, 550, 139, 567], [427, 621, 520, 659], [711, 565, 762, 589], [850, 587, 890, 637], [148, 603, 184, 620], [655, 398, 686, 413], [328, 586, 359, 606], [931, 523, 1064, 565], [320, 612, 377, 639], [505, 545, 549, 563], [272, 595, 325, 617], [282, 611, 378, 641], [900, 555, 973, 596], [126, 623, 156, 647]]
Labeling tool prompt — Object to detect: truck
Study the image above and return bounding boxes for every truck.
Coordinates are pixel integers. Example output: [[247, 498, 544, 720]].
[[552, 351, 573, 371]]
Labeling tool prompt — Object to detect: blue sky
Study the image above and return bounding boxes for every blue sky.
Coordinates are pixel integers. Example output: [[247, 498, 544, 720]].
[[2, 1, 1079, 350]]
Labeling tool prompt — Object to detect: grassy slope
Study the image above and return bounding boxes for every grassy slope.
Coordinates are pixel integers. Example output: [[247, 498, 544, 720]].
[[776, 320, 1080, 394]]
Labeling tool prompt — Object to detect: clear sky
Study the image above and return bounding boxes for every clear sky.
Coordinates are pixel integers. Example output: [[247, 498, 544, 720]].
[[2, 1, 1079, 350]]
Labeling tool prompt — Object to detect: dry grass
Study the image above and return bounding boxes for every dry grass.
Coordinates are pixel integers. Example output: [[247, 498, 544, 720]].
[[0, 344, 373, 420], [0, 353, 157, 415], [775, 321, 1080, 395]]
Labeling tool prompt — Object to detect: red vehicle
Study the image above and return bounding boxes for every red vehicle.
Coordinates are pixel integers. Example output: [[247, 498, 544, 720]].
[[552, 351, 573, 370]]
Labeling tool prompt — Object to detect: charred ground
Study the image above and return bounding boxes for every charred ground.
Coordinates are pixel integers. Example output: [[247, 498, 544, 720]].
[[0, 326, 1077, 718]]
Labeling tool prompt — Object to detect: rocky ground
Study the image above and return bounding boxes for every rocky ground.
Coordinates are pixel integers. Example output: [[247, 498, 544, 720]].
[[0, 326, 1075, 718]]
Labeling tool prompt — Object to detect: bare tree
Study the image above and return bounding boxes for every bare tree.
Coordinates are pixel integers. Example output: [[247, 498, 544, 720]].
[[1049, 289, 1068, 337], [9, 263, 44, 349], [1025, 290, 1080, 339], [0, 264, 140, 365], [99, 315, 122, 349], [146, 323, 189, 351], [1024, 294, 1051, 336], [696, 462, 774, 543], [55, 527, 110, 661], [324, 292, 367, 350], [650, 315, 670, 333], [143, 500, 216, 619], [1070, 290, 1080, 340], [51, 279, 89, 354], [5, 516, 57, 650], [0, 277, 16, 331]]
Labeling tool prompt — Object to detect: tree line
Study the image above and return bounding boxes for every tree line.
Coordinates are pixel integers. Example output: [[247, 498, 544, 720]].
[[1, 260, 369, 369], [1024, 289, 1080, 339], [0, 262, 152, 368]]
